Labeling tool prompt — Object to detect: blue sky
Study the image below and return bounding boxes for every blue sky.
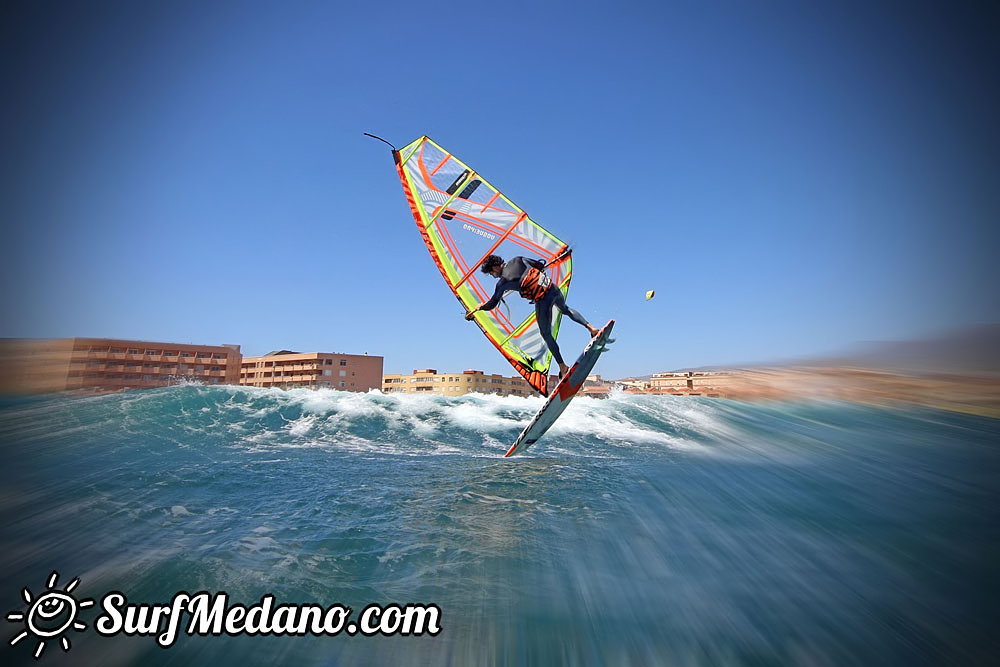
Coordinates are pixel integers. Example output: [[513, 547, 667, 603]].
[[2, 0, 997, 378]]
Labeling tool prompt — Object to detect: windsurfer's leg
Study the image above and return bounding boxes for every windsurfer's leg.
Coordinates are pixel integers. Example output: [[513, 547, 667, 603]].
[[550, 290, 601, 337], [534, 300, 564, 366]]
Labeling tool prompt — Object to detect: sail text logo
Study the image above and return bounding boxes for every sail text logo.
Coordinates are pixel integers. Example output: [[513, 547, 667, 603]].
[[462, 224, 497, 241]]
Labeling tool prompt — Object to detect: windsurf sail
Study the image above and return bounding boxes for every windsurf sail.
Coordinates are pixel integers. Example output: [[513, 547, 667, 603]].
[[379, 136, 572, 395]]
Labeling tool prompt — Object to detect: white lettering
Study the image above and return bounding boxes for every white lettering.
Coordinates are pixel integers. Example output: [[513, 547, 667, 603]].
[[385, 607, 403, 633], [224, 604, 246, 634], [357, 604, 441, 636], [462, 223, 497, 241], [402, 605, 442, 635], [320, 606, 350, 634], [360, 604, 381, 636], [89, 589, 441, 646], [270, 605, 295, 634], [158, 593, 190, 647], [243, 595, 274, 635], [187, 592, 227, 635], [124, 605, 163, 635], [96, 592, 125, 635], [297, 606, 322, 634]]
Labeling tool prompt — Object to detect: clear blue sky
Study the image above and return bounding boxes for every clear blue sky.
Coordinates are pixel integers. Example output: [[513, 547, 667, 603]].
[[2, 0, 997, 378]]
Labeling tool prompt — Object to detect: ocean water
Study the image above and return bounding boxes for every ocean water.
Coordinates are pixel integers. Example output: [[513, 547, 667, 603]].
[[0, 385, 997, 666]]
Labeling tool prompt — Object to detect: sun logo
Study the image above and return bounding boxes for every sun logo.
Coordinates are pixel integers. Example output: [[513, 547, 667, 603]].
[[7, 571, 94, 660]]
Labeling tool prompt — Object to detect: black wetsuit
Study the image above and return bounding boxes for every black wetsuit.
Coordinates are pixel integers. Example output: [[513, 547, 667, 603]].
[[480, 257, 592, 366]]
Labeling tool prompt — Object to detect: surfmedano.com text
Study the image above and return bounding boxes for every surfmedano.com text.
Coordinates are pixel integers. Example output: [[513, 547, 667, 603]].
[[95, 591, 442, 647]]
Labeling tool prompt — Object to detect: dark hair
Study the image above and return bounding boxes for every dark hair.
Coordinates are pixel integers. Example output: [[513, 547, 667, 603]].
[[480, 255, 503, 274]]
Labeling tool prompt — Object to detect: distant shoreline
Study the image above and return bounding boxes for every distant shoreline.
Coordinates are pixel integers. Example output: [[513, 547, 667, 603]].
[[615, 366, 1000, 419]]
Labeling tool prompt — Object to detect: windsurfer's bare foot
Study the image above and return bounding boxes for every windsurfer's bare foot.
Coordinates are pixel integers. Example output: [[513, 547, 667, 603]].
[[587, 324, 600, 338]]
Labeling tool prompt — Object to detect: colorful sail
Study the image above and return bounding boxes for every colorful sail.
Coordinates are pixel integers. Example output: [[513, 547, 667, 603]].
[[386, 136, 572, 395]]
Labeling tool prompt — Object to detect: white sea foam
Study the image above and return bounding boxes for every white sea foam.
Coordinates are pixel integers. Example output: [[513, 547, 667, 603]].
[[216, 387, 728, 457], [445, 399, 524, 432], [287, 414, 317, 437], [2, 384, 782, 461]]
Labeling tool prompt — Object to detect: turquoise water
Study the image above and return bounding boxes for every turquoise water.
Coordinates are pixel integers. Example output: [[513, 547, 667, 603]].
[[1, 385, 997, 665]]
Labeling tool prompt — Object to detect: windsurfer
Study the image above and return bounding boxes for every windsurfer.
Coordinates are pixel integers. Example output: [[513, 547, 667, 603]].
[[466, 254, 600, 378]]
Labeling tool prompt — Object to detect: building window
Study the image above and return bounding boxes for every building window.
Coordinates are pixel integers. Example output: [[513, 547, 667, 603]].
[[338, 381, 345, 388]]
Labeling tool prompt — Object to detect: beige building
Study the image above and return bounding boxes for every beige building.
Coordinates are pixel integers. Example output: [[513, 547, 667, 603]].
[[0, 337, 242, 394], [650, 372, 693, 392], [617, 377, 652, 391], [577, 373, 614, 398], [650, 371, 735, 397], [239, 351, 383, 392], [382, 368, 536, 397]]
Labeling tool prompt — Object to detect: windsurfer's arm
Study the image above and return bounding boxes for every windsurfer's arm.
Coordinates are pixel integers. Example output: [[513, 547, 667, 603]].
[[466, 280, 507, 320]]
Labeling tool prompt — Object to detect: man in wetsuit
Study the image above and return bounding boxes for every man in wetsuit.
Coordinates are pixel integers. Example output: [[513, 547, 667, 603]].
[[466, 254, 600, 379]]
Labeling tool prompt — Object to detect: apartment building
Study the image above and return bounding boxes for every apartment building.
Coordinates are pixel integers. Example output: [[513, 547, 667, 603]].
[[0, 337, 242, 394], [650, 372, 693, 392], [239, 351, 383, 392], [617, 377, 652, 391], [382, 369, 537, 397], [649, 371, 734, 396]]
